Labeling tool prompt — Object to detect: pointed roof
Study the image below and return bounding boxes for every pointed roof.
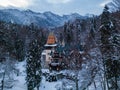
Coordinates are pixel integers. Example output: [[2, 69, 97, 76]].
[[46, 32, 56, 45]]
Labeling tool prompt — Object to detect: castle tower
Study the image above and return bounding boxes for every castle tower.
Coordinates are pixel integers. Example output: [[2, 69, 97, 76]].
[[46, 32, 56, 44], [41, 32, 57, 68]]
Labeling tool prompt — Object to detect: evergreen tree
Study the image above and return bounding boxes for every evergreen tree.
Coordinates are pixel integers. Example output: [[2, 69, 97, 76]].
[[110, 28, 120, 90], [15, 39, 25, 61], [0, 27, 14, 53], [59, 33, 63, 44], [90, 16, 96, 39], [90, 28, 95, 39], [63, 23, 73, 45], [66, 29, 73, 44], [100, 5, 120, 90], [26, 39, 42, 90]]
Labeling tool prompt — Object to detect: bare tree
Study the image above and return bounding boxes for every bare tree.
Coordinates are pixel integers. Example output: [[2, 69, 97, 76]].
[[0, 52, 16, 90]]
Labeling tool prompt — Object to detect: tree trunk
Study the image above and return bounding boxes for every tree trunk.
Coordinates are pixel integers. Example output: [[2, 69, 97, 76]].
[[106, 78, 110, 90], [103, 60, 106, 90], [115, 76, 118, 90], [37, 85, 39, 90], [76, 78, 78, 90], [1, 69, 6, 90], [93, 80, 97, 90], [1, 80, 4, 90]]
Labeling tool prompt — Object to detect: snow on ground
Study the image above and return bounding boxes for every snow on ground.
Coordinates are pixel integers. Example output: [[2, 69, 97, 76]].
[[6, 61, 27, 90], [1, 61, 106, 90], [7, 76, 27, 90], [4, 62, 62, 90], [16, 60, 26, 75], [39, 77, 62, 90]]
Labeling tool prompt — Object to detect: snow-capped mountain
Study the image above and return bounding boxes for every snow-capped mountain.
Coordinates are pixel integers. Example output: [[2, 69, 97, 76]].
[[0, 9, 85, 28]]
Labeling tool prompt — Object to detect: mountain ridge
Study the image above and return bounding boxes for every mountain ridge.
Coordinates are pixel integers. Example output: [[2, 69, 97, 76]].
[[0, 9, 87, 28]]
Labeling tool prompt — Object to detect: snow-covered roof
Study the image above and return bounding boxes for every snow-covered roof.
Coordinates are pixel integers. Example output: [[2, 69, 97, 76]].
[[44, 44, 57, 47], [50, 62, 60, 66]]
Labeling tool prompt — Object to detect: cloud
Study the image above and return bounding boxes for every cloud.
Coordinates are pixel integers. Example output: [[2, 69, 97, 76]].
[[0, 0, 31, 8], [100, 0, 112, 7], [46, 0, 72, 4]]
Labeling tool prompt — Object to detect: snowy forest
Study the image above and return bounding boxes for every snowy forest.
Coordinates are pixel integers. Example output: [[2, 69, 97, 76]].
[[0, 0, 120, 90]]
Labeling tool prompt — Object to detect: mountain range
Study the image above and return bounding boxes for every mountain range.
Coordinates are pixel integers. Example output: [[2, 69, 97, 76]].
[[0, 9, 87, 28]]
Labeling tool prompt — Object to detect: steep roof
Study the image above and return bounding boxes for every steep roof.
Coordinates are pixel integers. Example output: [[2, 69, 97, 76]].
[[47, 32, 56, 44]]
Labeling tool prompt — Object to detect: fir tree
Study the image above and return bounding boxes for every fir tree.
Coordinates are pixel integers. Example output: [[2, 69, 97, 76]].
[[63, 23, 73, 45], [100, 5, 120, 90], [26, 39, 42, 90], [15, 39, 25, 61], [110, 27, 120, 90]]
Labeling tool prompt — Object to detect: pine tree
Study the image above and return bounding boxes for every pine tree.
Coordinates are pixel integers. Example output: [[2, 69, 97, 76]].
[[26, 39, 42, 90], [110, 26, 120, 90], [100, 5, 120, 90], [15, 39, 25, 61], [63, 23, 73, 45], [59, 33, 63, 44]]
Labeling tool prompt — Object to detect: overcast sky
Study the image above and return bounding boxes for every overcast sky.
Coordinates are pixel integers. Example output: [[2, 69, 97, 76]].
[[0, 0, 112, 15]]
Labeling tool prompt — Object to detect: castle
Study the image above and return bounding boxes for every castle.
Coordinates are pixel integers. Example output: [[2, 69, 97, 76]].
[[41, 32, 65, 69], [41, 32, 57, 68]]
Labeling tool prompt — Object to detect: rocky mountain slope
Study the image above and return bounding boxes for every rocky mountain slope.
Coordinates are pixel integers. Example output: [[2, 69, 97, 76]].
[[0, 9, 86, 28]]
